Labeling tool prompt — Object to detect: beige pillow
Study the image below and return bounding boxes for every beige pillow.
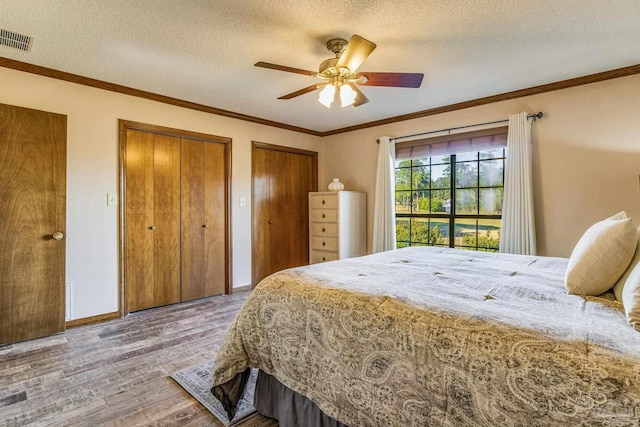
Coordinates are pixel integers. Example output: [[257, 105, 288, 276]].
[[620, 261, 640, 330], [613, 228, 640, 301], [565, 212, 637, 295]]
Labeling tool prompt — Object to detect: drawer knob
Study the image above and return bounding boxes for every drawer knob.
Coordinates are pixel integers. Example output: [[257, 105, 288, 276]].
[[268, 220, 273, 224], [322, 213, 325, 218], [322, 200, 325, 205], [322, 256, 326, 261], [322, 227, 325, 232], [322, 241, 326, 246]]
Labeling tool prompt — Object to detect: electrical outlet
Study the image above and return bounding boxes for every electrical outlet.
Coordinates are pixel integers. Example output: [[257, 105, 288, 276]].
[[239, 196, 246, 207], [107, 193, 117, 207]]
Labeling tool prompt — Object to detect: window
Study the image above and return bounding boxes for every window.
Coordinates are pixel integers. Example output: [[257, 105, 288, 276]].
[[394, 129, 507, 252]]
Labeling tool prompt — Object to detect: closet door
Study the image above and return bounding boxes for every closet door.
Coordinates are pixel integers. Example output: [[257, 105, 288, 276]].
[[181, 138, 227, 300], [252, 146, 282, 286], [121, 121, 231, 313], [252, 143, 317, 286], [0, 103, 66, 345], [269, 150, 289, 276], [285, 152, 313, 269], [181, 138, 206, 301], [204, 142, 227, 297], [124, 129, 155, 312], [125, 131, 181, 311], [153, 134, 181, 306]]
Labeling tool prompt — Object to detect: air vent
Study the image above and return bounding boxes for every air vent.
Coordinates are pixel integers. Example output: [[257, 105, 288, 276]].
[[0, 29, 33, 52]]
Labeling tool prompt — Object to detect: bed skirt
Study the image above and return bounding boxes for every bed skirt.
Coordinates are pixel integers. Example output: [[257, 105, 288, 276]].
[[254, 370, 348, 427]]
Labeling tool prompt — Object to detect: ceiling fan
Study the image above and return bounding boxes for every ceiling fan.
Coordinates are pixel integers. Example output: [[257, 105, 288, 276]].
[[255, 34, 424, 108]]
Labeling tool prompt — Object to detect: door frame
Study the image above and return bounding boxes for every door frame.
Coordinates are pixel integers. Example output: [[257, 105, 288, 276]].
[[251, 141, 318, 287], [119, 120, 233, 316]]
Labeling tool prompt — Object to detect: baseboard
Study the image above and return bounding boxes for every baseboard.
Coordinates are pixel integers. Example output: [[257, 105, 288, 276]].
[[66, 311, 120, 329]]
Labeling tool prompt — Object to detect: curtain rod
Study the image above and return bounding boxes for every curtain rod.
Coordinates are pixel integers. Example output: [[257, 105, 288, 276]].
[[377, 112, 543, 144]]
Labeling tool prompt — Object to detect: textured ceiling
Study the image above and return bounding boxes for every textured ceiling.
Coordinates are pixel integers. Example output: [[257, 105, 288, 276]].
[[1, 0, 639, 133]]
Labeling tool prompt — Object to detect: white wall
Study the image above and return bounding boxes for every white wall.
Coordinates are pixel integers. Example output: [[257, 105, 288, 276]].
[[320, 74, 640, 258], [3, 66, 639, 320], [0, 67, 321, 320]]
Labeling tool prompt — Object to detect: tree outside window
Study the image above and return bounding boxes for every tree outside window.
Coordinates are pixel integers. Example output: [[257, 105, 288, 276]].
[[395, 149, 505, 251]]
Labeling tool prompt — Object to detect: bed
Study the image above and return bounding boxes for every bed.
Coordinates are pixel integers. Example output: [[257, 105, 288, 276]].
[[211, 246, 640, 426]]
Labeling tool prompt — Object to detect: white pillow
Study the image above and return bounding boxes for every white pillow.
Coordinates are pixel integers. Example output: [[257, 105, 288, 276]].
[[613, 228, 640, 302], [565, 212, 637, 296]]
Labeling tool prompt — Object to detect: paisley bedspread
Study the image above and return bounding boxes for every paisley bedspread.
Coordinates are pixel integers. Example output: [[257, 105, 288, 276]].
[[211, 247, 640, 426]]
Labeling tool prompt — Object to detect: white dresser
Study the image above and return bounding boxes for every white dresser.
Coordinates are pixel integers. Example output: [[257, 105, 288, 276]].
[[308, 191, 366, 264]]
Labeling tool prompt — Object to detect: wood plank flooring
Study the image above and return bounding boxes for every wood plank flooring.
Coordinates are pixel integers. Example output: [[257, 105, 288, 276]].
[[0, 289, 278, 427]]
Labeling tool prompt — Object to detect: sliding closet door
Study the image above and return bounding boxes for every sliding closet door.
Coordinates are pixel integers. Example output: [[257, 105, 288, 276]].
[[0, 103, 66, 345]]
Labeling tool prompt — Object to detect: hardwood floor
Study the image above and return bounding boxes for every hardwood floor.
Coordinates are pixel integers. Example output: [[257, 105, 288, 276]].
[[0, 289, 278, 426]]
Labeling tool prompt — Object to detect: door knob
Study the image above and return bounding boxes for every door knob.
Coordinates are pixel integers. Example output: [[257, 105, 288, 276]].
[[149, 226, 156, 230], [202, 224, 208, 228], [52, 232, 64, 241]]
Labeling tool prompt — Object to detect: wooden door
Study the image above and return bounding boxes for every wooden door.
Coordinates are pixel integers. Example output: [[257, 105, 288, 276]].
[[0, 103, 66, 345], [204, 142, 227, 297], [251, 145, 275, 286], [121, 121, 231, 313], [152, 134, 181, 306], [124, 130, 181, 311], [124, 129, 156, 312], [181, 138, 206, 301], [251, 143, 317, 286], [181, 138, 227, 301], [285, 152, 313, 269]]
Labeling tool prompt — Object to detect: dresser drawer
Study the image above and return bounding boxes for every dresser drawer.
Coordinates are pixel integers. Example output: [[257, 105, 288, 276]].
[[311, 236, 338, 251], [310, 250, 338, 264], [310, 223, 338, 237], [310, 194, 337, 209], [310, 209, 337, 223]]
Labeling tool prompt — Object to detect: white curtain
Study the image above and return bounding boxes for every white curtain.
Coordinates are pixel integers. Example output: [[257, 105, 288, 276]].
[[499, 112, 536, 255], [372, 136, 396, 252]]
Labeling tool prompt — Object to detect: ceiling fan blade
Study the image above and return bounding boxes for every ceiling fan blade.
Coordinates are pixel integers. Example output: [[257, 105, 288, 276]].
[[356, 72, 424, 88], [349, 84, 369, 107], [255, 61, 317, 76], [277, 84, 324, 99], [336, 35, 376, 73]]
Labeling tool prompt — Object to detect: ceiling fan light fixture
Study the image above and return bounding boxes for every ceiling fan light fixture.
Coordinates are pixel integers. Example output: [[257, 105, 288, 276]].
[[256, 34, 423, 108], [340, 84, 357, 107], [318, 84, 335, 108]]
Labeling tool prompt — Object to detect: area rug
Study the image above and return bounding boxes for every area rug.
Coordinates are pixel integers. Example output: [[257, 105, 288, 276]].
[[171, 360, 258, 426]]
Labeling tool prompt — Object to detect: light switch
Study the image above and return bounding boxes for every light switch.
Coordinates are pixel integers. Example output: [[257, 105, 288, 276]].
[[239, 196, 246, 207], [107, 193, 117, 207]]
